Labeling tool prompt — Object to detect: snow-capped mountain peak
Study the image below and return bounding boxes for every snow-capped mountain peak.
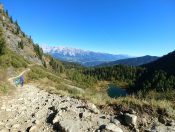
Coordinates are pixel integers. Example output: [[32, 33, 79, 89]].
[[42, 46, 91, 56], [41, 45, 130, 66]]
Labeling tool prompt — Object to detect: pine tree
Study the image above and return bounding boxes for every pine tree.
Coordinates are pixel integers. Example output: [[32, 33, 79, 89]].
[[5, 10, 8, 16], [10, 16, 13, 23], [0, 28, 6, 55], [43, 61, 47, 68], [18, 41, 24, 49]]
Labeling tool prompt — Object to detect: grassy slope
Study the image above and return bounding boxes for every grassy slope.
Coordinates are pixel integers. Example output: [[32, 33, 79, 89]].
[[0, 49, 29, 68], [24, 65, 175, 119], [0, 49, 30, 94]]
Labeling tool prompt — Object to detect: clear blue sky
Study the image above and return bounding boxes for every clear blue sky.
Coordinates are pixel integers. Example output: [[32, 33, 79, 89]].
[[1, 0, 175, 56]]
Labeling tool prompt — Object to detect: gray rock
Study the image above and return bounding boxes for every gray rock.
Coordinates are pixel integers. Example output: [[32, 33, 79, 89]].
[[0, 128, 9, 132], [87, 103, 100, 114], [144, 129, 152, 132], [124, 113, 137, 127], [83, 111, 91, 118], [105, 123, 123, 132], [52, 115, 60, 124], [133, 128, 139, 132], [166, 120, 175, 126], [1, 106, 6, 110], [119, 112, 123, 115], [12, 124, 20, 129], [113, 119, 120, 126], [128, 109, 136, 114], [29, 125, 38, 132], [158, 116, 166, 124], [110, 117, 120, 126], [34, 120, 42, 126], [151, 125, 175, 132], [141, 117, 148, 127]]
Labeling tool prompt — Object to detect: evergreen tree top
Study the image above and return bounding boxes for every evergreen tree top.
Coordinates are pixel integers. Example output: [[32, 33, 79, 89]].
[[0, 3, 3, 9]]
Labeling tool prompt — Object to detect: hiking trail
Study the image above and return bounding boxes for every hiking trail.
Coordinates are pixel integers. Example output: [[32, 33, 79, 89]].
[[0, 69, 127, 132]]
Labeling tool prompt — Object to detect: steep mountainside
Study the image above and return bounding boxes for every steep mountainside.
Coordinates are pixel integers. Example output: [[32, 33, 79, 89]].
[[0, 6, 64, 72], [143, 51, 175, 75], [0, 7, 42, 64], [132, 50, 175, 92], [98, 55, 159, 67], [42, 46, 130, 66]]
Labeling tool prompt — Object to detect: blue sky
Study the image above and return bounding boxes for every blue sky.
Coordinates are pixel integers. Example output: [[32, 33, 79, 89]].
[[1, 0, 175, 56]]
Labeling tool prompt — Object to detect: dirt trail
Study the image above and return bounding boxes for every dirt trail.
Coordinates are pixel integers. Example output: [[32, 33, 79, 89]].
[[8, 68, 30, 84]]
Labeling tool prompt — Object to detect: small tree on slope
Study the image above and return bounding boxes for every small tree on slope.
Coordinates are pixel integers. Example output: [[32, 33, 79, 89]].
[[0, 27, 6, 55]]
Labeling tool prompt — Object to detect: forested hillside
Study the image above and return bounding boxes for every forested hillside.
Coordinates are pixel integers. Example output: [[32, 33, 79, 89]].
[[81, 50, 175, 95], [83, 65, 144, 86], [132, 51, 175, 93], [98, 55, 159, 67], [143, 51, 175, 75]]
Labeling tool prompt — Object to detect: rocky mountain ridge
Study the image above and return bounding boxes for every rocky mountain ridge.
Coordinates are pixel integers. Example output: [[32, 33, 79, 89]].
[[42, 46, 130, 67], [0, 4, 42, 64]]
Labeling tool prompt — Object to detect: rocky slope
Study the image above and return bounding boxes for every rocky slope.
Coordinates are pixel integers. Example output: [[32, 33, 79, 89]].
[[0, 82, 127, 131], [0, 5, 42, 64], [0, 70, 175, 132]]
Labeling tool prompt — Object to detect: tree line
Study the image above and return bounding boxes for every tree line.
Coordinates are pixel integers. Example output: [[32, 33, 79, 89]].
[[83, 65, 145, 86]]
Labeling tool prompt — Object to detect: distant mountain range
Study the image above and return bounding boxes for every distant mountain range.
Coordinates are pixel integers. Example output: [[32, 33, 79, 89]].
[[98, 55, 159, 67], [42, 46, 130, 66]]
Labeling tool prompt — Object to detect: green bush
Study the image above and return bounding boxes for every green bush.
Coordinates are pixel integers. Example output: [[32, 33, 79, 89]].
[[0, 50, 29, 68], [49, 58, 64, 73], [0, 83, 9, 94], [67, 70, 97, 88], [27, 66, 61, 84], [33, 44, 43, 60], [18, 41, 24, 49]]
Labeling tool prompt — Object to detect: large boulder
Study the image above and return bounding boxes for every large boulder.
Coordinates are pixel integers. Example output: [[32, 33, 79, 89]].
[[87, 103, 100, 114], [148, 124, 175, 132], [158, 116, 166, 124], [166, 120, 175, 126], [11, 124, 20, 129], [53, 115, 60, 124], [124, 113, 137, 127], [0, 128, 9, 132], [29, 125, 38, 132], [105, 123, 123, 132]]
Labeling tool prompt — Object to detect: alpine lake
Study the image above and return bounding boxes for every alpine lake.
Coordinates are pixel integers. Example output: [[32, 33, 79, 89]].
[[107, 84, 128, 98]]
